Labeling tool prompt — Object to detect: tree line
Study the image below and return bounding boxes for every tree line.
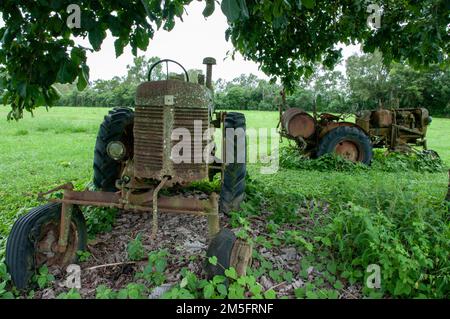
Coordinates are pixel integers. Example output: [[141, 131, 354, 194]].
[[43, 52, 450, 116]]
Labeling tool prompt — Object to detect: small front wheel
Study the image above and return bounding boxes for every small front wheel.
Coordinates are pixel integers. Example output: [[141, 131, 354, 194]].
[[6, 203, 87, 289]]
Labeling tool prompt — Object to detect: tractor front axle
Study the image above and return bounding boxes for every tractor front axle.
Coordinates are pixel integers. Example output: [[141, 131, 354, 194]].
[[41, 184, 220, 254]]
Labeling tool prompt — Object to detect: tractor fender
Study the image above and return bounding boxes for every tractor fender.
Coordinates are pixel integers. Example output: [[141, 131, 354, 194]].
[[319, 122, 369, 139]]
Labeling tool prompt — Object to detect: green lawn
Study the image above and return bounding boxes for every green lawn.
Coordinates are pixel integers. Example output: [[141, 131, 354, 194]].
[[426, 116, 450, 165]]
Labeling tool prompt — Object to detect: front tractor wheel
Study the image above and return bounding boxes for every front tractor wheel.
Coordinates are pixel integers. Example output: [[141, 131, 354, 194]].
[[6, 203, 87, 290], [316, 126, 373, 165]]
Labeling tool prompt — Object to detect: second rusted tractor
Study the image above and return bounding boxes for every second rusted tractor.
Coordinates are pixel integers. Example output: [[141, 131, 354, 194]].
[[355, 108, 433, 153], [5, 58, 252, 289], [280, 104, 434, 165]]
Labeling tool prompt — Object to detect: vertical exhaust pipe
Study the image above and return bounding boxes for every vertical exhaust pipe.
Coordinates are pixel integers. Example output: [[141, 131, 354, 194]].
[[203, 57, 216, 90]]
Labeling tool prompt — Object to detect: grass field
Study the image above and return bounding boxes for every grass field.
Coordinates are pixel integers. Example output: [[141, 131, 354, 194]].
[[0, 106, 449, 298]]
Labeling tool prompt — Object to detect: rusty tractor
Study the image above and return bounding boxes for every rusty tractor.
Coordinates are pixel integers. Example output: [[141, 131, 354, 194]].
[[5, 58, 252, 289], [279, 102, 434, 164]]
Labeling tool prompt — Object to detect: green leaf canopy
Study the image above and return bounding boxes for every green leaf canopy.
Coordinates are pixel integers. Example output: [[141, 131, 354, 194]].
[[0, 0, 448, 119]]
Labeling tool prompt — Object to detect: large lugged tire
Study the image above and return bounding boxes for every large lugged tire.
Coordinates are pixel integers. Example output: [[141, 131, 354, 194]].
[[93, 107, 134, 191], [6, 203, 87, 289], [219, 112, 247, 215], [316, 126, 373, 165]]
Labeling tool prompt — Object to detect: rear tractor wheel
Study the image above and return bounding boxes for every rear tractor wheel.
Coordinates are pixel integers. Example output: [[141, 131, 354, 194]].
[[316, 126, 373, 165], [93, 107, 134, 192], [219, 112, 247, 215], [5, 203, 87, 289]]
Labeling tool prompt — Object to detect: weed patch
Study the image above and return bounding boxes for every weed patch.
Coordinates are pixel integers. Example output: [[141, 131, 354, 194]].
[[280, 146, 446, 173], [82, 206, 117, 238], [240, 170, 450, 298]]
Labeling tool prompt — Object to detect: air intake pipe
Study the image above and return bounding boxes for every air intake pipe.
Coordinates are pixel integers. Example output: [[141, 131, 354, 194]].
[[203, 57, 216, 91]]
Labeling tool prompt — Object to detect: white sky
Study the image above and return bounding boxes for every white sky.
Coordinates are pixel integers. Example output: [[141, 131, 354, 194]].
[[0, 3, 361, 81]]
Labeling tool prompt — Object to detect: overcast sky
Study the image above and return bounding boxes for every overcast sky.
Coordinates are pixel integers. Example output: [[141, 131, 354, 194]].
[[0, 3, 361, 82]]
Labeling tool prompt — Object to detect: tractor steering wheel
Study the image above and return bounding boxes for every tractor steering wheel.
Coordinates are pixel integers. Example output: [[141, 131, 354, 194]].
[[147, 59, 190, 82]]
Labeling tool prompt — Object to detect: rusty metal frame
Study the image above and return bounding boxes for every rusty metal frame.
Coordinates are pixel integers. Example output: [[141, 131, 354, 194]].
[[41, 183, 221, 253], [280, 106, 431, 158], [58, 200, 73, 253], [151, 176, 168, 238], [40, 98, 229, 253]]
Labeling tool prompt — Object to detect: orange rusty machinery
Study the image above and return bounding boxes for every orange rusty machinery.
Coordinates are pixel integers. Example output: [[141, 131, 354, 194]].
[[279, 102, 434, 165], [355, 108, 432, 151], [279, 107, 373, 164], [281, 108, 317, 141]]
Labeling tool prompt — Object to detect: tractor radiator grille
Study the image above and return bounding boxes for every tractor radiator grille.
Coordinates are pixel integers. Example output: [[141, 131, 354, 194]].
[[133, 105, 210, 184], [134, 106, 165, 173], [174, 108, 209, 170]]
